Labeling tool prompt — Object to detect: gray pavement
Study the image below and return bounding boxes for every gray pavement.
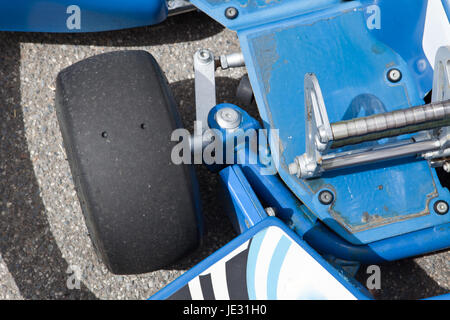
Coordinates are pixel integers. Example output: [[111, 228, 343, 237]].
[[0, 11, 448, 300]]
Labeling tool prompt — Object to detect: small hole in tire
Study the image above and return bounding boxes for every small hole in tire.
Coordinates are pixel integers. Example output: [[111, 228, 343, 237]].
[[101, 131, 108, 138], [140, 123, 146, 129]]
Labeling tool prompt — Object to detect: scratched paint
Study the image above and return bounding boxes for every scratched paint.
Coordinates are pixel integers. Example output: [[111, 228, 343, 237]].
[[250, 33, 278, 96]]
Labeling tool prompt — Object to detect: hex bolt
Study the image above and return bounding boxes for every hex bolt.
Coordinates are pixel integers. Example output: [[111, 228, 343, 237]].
[[317, 125, 329, 143], [318, 190, 334, 205], [215, 107, 242, 130], [434, 200, 449, 215], [387, 68, 402, 83], [225, 7, 238, 19]]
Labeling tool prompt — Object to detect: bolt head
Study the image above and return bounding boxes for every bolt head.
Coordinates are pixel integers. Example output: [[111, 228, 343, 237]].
[[225, 7, 238, 19], [288, 162, 299, 175], [215, 107, 242, 129], [196, 49, 213, 64], [443, 162, 450, 173], [434, 200, 449, 215], [265, 207, 276, 217], [318, 190, 334, 205], [387, 68, 402, 83], [317, 125, 329, 143]]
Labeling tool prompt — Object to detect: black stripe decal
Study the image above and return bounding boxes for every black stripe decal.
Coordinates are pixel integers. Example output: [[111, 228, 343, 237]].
[[167, 285, 192, 300], [199, 273, 216, 300], [225, 247, 250, 300]]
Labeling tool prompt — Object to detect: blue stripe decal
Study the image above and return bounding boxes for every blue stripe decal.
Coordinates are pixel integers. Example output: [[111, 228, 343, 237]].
[[246, 228, 268, 300], [443, 0, 450, 20], [266, 236, 292, 300]]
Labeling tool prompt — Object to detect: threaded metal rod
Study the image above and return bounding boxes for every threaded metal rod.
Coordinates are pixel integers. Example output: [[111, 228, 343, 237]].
[[331, 99, 450, 141]]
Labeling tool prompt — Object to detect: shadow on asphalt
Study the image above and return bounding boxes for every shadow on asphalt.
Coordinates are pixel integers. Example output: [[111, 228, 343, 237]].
[[0, 34, 96, 300], [356, 251, 449, 300], [5, 11, 224, 47], [0, 11, 224, 299]]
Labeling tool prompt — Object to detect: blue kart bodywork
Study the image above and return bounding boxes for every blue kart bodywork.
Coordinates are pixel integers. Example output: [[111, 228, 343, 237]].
[[1, 0, 449, 299], [0, 0, 167, 32]]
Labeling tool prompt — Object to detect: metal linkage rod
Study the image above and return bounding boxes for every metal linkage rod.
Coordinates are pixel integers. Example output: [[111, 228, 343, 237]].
[[331, 99, 450, 141], [322, 140, 441, 171]]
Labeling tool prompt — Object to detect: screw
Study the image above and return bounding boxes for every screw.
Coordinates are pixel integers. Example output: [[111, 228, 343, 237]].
[[434, 200, 449, 215], [197, 49, 213, 64], [317, 125, 329, 144], [387, 68, 402, 83], [225, 7, 238, 19], [443, 162, 450, 173], [265, 207, 276, 217], [318, 190, 334, 205], [288, 162, 299, 175]]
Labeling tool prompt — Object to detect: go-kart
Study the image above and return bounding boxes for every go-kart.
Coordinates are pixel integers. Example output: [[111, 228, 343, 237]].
[[2, 0, 449, 300]]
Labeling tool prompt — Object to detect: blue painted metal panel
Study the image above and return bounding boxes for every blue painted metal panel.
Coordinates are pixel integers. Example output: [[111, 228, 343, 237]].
[[364, 0, 432, 99], [236, 1, 450, 244], [0, 0, 167, 32]]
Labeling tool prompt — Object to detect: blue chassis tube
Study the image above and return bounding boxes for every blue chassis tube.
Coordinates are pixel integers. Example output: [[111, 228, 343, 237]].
[[210, 103, 450, 264]]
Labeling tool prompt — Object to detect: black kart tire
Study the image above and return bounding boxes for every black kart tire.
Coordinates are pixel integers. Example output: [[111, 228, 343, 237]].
[[55, 50, 202, 274]]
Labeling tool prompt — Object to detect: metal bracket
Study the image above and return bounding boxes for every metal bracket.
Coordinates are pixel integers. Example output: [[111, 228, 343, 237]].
[[289, 46, 450, 179], [193, 50, 246, 132], [191, 49, 246, 159], [194, 49, 216, 132], [289, 73, 333, 178], [423, 46, 450, 165]]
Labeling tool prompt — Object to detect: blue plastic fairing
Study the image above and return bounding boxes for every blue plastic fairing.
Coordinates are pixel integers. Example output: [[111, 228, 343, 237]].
[[0, 0, 167, 32], [150, 217, 369, 300]]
